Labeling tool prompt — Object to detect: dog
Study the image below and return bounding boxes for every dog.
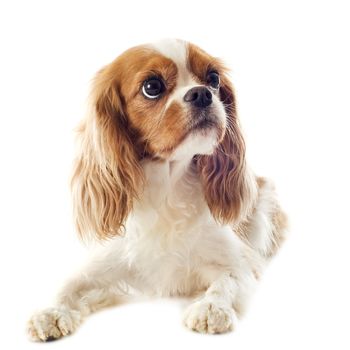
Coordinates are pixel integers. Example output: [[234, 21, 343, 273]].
[[27, 39, 287, 340]]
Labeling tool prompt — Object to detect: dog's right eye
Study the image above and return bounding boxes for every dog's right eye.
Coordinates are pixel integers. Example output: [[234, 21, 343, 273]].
[[142, 77, 165, 99]]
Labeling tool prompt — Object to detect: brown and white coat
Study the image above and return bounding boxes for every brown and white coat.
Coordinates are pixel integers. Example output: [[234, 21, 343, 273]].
[[28, 39, 287, 340]]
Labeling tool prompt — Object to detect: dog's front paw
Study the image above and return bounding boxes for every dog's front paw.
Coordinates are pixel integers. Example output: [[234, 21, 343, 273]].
[[183, 299, 237, 334], [27, 306, 82, 342]]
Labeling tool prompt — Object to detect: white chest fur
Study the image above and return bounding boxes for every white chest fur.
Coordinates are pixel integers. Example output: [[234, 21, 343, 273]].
[[122, 159, 244, 296]]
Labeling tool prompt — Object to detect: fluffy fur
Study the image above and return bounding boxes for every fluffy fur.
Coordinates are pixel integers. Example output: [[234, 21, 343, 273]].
[[27, 39, 287, 341]]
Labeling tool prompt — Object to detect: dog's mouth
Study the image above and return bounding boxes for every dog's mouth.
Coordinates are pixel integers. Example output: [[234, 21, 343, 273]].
[[189, 110, 220, 132], [192, 117, 217, 130], [190, 107, 228, 146]]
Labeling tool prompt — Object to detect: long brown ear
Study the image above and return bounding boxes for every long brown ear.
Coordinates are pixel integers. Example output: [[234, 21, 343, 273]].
[[71, 68, 143, 240], [196, 75, 257, 223]]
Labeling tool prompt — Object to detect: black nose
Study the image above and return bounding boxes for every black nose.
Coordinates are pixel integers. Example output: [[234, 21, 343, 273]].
[[184, 86, 212, 108]]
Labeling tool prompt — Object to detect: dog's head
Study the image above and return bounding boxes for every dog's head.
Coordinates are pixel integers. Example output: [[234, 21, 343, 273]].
[[72, 39, 256, 239]]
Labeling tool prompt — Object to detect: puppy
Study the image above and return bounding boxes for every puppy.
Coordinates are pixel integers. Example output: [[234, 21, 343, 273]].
[[27, 39, 287, 340]]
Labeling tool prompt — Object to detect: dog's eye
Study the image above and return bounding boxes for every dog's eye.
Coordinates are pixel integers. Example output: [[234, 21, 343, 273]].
[[206, 71, 220, 89], [142, 77, 165, 99]]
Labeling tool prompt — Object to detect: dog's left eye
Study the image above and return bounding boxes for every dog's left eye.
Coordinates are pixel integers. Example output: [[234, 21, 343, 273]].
[[206, 71, 220, 89], [142, 77, 165, 99]]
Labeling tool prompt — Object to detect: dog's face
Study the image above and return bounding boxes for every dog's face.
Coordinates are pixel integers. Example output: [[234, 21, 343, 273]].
[[93, 40, 233, 160], [119, 41, 228, 159], [73, 39, 253, 239]]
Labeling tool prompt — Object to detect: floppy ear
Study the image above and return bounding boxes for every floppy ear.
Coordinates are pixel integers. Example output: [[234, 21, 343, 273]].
[[71, 68, 143, 240], [196, 75, 257, 223]]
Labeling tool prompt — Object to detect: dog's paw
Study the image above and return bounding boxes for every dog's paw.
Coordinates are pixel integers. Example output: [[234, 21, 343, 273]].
[[27, 306, 82, 342], [183, 299, 237, 334]]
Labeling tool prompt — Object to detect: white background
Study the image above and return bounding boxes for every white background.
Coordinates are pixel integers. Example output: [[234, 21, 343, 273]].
[[0, 0, 349, 349]]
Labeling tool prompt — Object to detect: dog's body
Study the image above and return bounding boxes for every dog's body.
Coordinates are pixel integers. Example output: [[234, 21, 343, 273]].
[[28, 39, 287, 340]]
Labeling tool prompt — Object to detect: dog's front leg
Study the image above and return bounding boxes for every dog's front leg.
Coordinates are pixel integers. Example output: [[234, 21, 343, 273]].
[[27, 245, 130, 342], [183, 272, 242, 334]]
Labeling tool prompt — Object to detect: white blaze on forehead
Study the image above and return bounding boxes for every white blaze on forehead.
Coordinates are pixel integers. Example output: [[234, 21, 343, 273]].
[[151, 39, 196, 86], [151, 39, 200, 108], [151, 39, 187, 66]]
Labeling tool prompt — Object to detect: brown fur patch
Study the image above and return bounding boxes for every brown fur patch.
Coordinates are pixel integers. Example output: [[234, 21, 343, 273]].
[[72, 47, 175, 239], [189, 42, 257, 224], [187, 43, 227, 82], [144, 101, 190, 156]]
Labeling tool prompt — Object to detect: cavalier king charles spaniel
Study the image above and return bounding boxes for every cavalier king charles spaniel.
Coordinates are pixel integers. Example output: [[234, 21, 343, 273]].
[[28, 39, 287, 340]]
